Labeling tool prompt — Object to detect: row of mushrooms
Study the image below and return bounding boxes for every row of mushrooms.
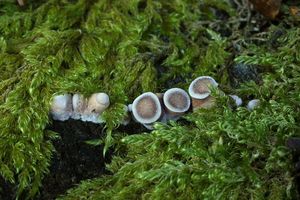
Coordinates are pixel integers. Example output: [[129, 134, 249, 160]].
[[50, 76, 260, 130]]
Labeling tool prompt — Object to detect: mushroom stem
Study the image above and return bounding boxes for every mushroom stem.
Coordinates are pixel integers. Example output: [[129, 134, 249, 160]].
[[191, 96, 216, 111], [50, 94, 73, 121]]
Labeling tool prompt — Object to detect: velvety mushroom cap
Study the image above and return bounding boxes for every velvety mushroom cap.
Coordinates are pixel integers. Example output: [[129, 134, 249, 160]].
[[163, 88, 191, 113], [132, 92, 162, 124], [188, 76, 218, 99]]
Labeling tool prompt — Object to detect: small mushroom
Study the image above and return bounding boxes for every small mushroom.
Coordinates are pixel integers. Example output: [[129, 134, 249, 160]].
[[188, 76, 218, 111], [163, 88, 191, 121], [229, 95, 243, 107], [247, 99, 260, 111], [50, 94, 73, 121], [132, 92, 163, 128], [71, 94, 88, 120], [80, 93, 109, 123], [84, 93, 110, 114]]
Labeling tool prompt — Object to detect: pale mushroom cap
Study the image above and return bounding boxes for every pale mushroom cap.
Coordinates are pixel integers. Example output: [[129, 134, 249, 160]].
[[132, 92, 162, 124], [188, 76, 218, 99], [50, 94, 72, 121], [51, 94, 72, 111], [229, 95, 243, 107], [163, 88, 191, 113], [247, 99, 260, 111], [86, 93, 110, 114], [95, 93, 110, 108]]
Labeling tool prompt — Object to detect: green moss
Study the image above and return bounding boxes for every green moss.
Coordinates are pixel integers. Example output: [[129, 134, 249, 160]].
[[0, 0, 299, 199]]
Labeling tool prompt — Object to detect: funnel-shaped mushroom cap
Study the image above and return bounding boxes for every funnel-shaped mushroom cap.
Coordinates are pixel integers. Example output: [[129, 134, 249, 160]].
[[188, 76, 218, 99], [85, 93, 110, 114], [132, 92, 162, 124], [163, 88, 191, 113], [50, 94, 72, 121]]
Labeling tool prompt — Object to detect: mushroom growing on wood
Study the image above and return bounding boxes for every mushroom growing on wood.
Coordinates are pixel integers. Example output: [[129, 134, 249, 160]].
[[163, 88, 191, 121], [132, 92, 162, 125], [188, 76, 218, 111], [50, 94, 73, 121]]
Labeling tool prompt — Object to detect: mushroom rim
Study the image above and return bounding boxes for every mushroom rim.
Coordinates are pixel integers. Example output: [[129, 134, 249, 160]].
[[132, 92, 162, 124], [163, 88, 191, 113], [188, 76, 218, 100]]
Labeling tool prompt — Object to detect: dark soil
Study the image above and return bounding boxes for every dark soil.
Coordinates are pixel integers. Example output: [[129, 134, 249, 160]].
[[39, 120, 113, 200], [0, 120, 112, 200]]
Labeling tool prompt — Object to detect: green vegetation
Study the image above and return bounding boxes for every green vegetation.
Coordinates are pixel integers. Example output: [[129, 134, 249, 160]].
[[0, 0, 299, 199]]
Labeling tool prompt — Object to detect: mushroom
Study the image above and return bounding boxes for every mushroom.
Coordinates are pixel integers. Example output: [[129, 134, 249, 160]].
[[71, 93, 88, 120], [163, 88, 191, 121], [131, 92, 163, 129], [121, 105, 131, 125], [229, 95, 243, 107], [188, 76, 218, 111], [81, 93, 110, 123], [84, 93, 110, 114], [247, 99, 260, 111], [50, 94, 73, 121]]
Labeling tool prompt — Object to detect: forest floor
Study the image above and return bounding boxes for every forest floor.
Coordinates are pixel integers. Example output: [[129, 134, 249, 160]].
[[1, 0, 300, 199]]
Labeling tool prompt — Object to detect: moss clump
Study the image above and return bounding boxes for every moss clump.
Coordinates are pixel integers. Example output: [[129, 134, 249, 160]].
[[60, 26, 300, 199], [0, 0, 233, 198], [0, 0, 300, 199]]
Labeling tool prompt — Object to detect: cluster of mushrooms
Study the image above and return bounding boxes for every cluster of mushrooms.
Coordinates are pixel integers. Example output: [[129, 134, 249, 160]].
[[50, 76, 260, 130]]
